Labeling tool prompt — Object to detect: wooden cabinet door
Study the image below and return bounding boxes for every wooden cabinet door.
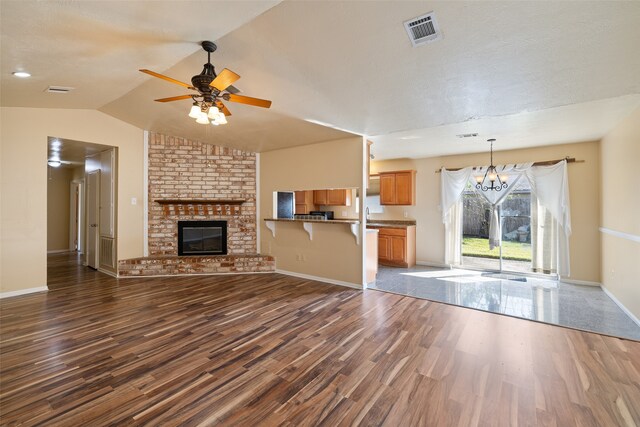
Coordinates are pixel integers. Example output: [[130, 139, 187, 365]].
[[326, 189, 344, 205], [390, 236, 406, 263], [395, 172, 413, 205], [378, 235, 390, 261], [295, 204, 308, 214], [379, 174, 396, 205], [325, 189, 352, 206], [294, 191, 306, 205], [313, 190, 327, 205]]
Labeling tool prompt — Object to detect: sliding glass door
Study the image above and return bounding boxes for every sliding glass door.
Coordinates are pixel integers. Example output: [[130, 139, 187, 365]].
[[461, 179, 535, 274]]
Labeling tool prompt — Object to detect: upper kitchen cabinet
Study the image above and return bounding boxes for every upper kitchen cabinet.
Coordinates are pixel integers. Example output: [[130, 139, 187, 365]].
[[294, 190, 316, 214], [379, 170, 416, 205], [313, 189, 352, 206]]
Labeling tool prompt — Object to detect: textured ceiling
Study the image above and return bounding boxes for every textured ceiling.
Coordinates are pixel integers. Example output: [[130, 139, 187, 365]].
[[0, 0, 281, 109], [3, 1, 640, 158]]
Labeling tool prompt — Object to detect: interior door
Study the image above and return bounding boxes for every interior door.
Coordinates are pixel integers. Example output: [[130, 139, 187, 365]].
[[69, 182, 79, 251], [86, 170, 100, 269]]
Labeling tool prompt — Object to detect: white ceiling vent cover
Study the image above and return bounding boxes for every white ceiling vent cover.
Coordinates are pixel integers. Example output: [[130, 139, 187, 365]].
[[404, 12, 441, 47]]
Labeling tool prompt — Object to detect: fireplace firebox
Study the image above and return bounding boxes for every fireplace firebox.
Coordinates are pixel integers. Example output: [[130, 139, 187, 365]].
[[177, 220, 227, 256]]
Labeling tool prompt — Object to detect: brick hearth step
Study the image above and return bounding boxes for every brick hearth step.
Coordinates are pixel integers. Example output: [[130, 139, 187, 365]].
[[118, 254, 275, 277]]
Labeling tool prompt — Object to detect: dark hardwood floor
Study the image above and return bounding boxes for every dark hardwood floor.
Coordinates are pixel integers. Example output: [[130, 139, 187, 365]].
[[1, 252, 639, 426]]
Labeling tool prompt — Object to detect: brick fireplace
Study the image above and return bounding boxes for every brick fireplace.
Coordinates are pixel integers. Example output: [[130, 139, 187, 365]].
[[118, 133, 274, 276]]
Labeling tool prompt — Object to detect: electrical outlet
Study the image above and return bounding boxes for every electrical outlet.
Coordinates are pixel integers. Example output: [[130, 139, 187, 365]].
[[131, 197, 137, 205], [404, 211, 408, 218], [342, 211, 347, 217]]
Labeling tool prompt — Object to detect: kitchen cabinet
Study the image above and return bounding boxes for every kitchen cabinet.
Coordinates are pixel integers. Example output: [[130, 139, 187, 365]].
[[373, 225, 416, 267], [294, 190, 316, 214], [379, 170, 416, 205], [313, 189, 351, 206]]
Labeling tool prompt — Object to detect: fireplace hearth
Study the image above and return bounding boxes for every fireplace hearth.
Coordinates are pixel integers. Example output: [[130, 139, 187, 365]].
[[177, 220, 227, 256]]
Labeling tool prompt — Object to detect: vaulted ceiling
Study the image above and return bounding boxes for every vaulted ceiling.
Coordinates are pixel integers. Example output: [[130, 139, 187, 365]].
[[2, 1, 639, 159]]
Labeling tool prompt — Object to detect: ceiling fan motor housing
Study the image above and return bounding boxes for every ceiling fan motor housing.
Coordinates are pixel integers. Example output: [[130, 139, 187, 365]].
[[192, 63, 217, 94]]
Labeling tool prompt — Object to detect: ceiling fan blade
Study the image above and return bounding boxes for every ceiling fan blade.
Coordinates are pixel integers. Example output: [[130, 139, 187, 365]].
[[227, 93, 272, 108], [154, 95, 194, 103], [139, 69, 194, 89], [216, 101, 232, 116], [210, 68, 240, 92]]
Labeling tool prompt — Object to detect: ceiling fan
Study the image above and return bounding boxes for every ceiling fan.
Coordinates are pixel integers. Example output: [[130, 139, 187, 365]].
[[139, 41, 272, 125]]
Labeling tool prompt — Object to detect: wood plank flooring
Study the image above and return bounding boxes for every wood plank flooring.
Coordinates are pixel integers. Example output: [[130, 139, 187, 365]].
[[1, 252, 639, 426]]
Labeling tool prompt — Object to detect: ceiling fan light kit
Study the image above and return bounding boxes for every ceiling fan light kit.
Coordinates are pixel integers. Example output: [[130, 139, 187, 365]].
[[140, 41, 272, 126]]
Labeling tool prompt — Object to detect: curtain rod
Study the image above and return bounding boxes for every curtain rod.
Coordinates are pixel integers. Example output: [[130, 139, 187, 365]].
[[434, 156, 584, 173]]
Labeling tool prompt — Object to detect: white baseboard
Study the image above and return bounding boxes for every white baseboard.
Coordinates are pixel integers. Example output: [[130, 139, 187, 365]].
[[560, 278, 601, 287], [0, 286, 48, 299], [275, 269, 362, 290], [601, 286, 640, 328], [416, 260, 451, 269]]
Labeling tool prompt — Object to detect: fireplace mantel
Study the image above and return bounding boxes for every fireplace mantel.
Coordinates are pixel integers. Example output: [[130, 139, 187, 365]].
[[155, 199, 246, 216]]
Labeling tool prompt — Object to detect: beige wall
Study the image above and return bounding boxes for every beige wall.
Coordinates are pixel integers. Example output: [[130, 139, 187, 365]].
[[371, 140, 601, 282], [599, 108, 640, 319], [47, 167, 73, 251], [260, 137, 365, 286], [1, 107, 144, 293]]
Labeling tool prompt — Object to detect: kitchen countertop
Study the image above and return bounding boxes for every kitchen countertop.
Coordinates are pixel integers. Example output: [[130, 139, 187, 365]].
[[366, 219, 416, 228]]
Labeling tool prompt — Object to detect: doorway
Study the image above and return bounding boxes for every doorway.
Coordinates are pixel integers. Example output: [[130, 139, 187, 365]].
[[46, 137, 118, 279]]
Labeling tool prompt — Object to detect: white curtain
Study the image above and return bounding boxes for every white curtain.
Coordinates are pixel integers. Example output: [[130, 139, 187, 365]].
[[444, 201, 463, 266], [440, 160, 572, 276], [531, 194, 559, 274], [524, 161, 571, 276], [441, 168, 473, 266]]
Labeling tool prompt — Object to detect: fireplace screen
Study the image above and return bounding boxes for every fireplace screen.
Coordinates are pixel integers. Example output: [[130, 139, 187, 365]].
[[178, 220, 227, 256]]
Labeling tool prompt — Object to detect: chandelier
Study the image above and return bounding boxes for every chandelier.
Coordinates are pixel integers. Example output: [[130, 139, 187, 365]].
[[475, 139, 508, 192]]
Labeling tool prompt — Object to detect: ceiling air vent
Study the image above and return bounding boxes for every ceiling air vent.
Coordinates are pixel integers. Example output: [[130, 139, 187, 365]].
[[45, 86, 74, 94], [404, 12, 441, 47], [457, 133, 479, 139]]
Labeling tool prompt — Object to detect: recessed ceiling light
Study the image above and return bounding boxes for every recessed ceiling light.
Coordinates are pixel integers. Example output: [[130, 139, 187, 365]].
[[12, 71, 31, 78]]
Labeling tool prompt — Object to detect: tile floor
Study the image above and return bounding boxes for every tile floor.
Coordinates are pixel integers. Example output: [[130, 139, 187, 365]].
[[369, 265, 640, 341]]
